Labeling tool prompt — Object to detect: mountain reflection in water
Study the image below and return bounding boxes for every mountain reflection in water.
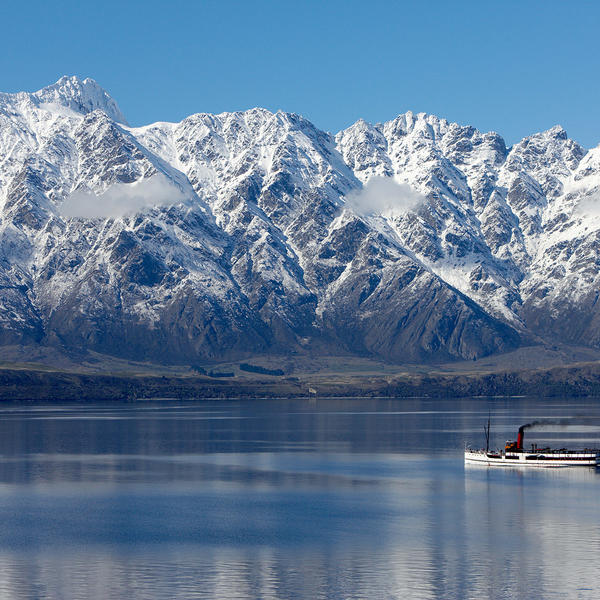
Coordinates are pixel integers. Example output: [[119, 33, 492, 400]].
[[0, 398, 599, 600]]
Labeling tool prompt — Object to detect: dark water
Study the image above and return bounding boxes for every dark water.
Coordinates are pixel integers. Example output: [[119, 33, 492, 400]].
[[0, 397, 599, 599]]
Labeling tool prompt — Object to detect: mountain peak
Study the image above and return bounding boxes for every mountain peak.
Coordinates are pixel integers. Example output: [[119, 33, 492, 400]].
[[546, 124, 567, 139], [32, 76, 128, 125]]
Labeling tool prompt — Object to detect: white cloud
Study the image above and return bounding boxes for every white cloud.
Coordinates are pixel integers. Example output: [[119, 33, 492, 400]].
[[60, 174, 187, 219], [345, 176, 425, 217]]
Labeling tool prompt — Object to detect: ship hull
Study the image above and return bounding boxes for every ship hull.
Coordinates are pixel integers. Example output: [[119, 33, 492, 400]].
[[464, 450, 599, 467]]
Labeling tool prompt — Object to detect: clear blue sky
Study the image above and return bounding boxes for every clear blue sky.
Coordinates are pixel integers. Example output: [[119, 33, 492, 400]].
[[2, 0, 599, 147]]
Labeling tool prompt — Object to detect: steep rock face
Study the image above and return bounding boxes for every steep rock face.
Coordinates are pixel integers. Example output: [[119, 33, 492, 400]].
[[519, 144, 600, 346], [4, 76, 600, 364], [0, 81, 271, 361], [315, 210, 518, 361], [336, 113, 523, 327], [336, 114, 600, 351], [135, 106, 512, 360]]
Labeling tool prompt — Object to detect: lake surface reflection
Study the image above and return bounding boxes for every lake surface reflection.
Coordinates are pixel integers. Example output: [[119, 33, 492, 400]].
[[0, 397, 599, 599]]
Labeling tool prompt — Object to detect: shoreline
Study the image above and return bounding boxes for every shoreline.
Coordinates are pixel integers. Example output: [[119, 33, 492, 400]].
[[2, 361, 600, 402]]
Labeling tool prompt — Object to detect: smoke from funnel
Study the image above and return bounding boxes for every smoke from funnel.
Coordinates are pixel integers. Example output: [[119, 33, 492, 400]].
[[517, 418, 599, 449], [520, 419, 576, 432]]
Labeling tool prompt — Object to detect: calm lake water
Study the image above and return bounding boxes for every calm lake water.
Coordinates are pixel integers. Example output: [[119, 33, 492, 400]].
[[0, 397, 599, 599]]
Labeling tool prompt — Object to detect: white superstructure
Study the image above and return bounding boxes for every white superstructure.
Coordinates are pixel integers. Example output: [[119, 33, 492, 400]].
[[464, 448, 599, 467]]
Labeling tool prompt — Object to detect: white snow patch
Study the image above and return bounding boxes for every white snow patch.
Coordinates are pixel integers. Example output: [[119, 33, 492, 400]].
[[566, 175, 600, 218], [575, 194, 600, 218], [37, 102, 82, 120]]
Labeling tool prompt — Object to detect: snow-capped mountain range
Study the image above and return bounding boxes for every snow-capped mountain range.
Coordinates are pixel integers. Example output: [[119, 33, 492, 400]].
[[0, 75, 598, 364]]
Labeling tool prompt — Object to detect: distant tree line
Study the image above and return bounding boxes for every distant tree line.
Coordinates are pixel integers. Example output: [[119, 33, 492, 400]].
[[239, 363, 285, 376]]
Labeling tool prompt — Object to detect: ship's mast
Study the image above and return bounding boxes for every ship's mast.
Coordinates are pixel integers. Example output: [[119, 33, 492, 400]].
[[484, 413, 491, 453]]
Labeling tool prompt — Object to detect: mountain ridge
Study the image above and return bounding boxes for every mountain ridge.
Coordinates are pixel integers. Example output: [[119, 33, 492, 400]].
[[0, 76, 598, 366]]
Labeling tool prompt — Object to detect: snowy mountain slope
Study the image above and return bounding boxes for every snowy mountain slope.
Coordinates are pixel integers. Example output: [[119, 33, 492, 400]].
[[519, 143, 600, 345], [0, 81, 270, 360], [336, 113, 595, 338], [132, 106, 517, 359], [336, 113, 526, 327], [0, 76, 597, 364]]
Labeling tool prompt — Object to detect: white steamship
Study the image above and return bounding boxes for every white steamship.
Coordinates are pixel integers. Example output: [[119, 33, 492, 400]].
[[465, 421, 600, 467]]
